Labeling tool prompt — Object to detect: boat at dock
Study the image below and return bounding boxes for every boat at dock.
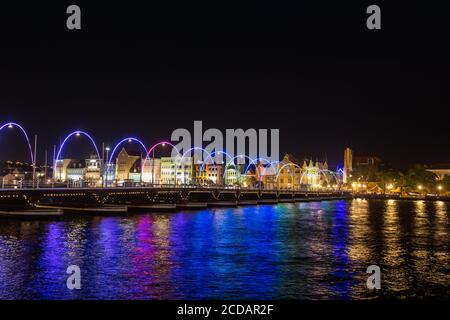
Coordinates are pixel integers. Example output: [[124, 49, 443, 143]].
[[0, 208, 63, 219], [35, 204, 128, 215]]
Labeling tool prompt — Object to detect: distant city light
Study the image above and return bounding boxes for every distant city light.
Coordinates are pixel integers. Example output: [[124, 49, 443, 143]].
[[418, 185, 423, 190], [438, 185, 443, 191]]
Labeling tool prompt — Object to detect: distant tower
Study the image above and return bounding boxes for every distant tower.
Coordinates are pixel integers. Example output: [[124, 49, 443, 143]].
[[343, 147, 353, 184]]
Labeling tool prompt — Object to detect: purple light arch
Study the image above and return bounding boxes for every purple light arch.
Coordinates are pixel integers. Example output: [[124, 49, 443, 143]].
[[55, 130, 101, 162], [275, 163, 302, 189], [0, 122, 34, 163], [108, 137, 147, 164]]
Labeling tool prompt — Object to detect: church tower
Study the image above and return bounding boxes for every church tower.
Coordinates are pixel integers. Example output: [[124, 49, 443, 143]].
[[343, 147, 353, 184]]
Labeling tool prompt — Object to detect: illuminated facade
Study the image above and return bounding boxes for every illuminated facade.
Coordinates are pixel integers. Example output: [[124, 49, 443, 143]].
[[66, 160, 86, 181], [141, 158, 161, 184], [54, 159, 72, 181], [85, 156, 102, 186], [343, 147, 353, 184], [224, 164, 241, 186], [276, 154, 302, 190], [194, 163, 223, 185], [115, 148, 140, 182], [161, 156, 193, 185]]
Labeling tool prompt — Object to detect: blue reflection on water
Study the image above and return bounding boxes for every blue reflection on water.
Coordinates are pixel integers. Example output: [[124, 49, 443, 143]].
[[0, 199, 449, 299]]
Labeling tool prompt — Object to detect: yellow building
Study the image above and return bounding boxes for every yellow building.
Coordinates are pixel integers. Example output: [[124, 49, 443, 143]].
[[115, 148, 140, 182], [161, 156, 193, 185], [260, 154, 330, 190], [275, 154, 302, 190]]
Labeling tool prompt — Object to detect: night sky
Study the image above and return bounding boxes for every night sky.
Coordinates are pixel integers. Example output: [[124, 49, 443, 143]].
[[0, 1, 449, 168]]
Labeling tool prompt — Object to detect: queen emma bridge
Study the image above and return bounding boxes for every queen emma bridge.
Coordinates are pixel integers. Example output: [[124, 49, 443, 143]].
[[0, 122, 347, 217]]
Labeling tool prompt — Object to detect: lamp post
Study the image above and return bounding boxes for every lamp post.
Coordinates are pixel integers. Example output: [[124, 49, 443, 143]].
[[32, 134, 37, 189], [417, 184, 423, 196], [151, 148, 155, 186], [105, 147, 110, 187]]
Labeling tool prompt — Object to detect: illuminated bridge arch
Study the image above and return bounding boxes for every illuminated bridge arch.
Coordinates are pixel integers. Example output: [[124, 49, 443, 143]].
[[108, 137, 148, 164], [179, 147, 213, 184], [298, 168, 341, 186], [199, 150, 233, 175], [318, 169, 341, 185], [0, 122, 34, 163], [262, 160, 280, 176], [142, 141, 180, 168], [199, 150, 233, 172], [180, 147, 212, 164], [275, 163, 302, 189], [244, 157, 279, 183], [55, 130, 101, 162]]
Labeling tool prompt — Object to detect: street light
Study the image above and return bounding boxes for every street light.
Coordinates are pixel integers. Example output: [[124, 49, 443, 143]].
[[105, 147, 110, 187], [438, 185, 443, 191], [418, 185, 423, 190]]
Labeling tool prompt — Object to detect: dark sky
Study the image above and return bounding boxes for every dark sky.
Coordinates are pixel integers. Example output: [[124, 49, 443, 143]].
[[0, 1, 449, 168]]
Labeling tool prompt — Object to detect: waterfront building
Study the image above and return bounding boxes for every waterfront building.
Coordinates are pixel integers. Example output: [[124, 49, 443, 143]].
[[141, 158, 161, 184], [85, 155, 102, 186], [66, 160, 86, 182], [276, 154, 302, 190], [224, 164, 241, 186], [54, 159, 72, 181], [241, 170, 258, 188], [0, 160, 45, 185], [115, 148, 140, 183], [194, 163, 223, 186], [271, 154, 331, 190], [1, 169, 25, 187], [128, 161, 142, 183], [161, 156, 193, 185], [257, 162, 276, 190], [104, 163, 115, 186]]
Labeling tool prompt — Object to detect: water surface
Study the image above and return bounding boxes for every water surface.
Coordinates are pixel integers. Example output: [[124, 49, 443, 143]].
[[0, 199, 449, 299]]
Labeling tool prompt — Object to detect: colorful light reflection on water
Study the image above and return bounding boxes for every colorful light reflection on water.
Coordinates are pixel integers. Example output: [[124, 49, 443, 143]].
[[0, 199, 449, 299]]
